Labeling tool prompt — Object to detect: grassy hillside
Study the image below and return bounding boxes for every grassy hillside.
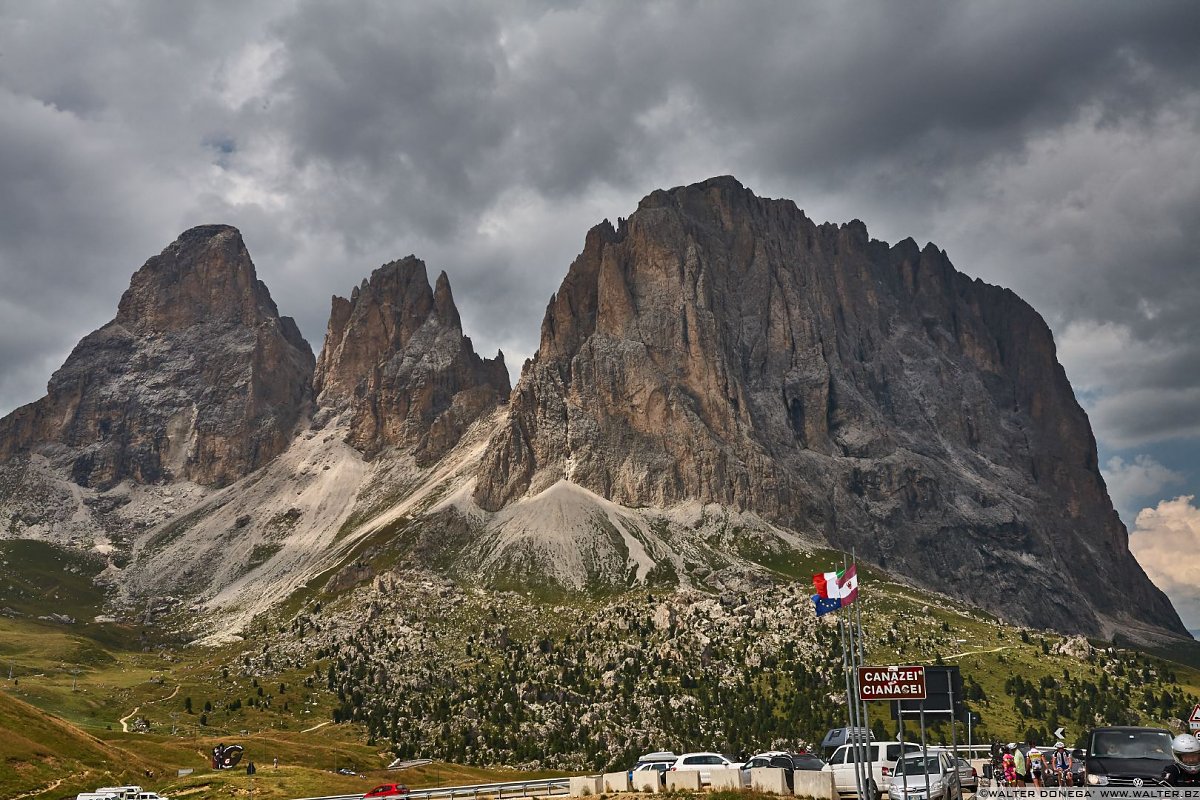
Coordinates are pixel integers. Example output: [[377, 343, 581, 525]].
[[0, 689, 155, 799], [3, 540, 1199, 796], [1, 672, 564, 800]]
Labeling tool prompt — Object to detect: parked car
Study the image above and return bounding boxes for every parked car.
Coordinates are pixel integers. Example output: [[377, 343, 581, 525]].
[[669, 752, 743, 785], [1071, 749, 1087, 786], [741, 752, 810, 791], [953, 757, 978, 792], [363, 784, 411, 799], [924, 749, 978, 792], [824, 740, 922, 799], [631, 751, 679, 787], [636, 750, 679, 767], [887, 752, 963, 800], [744, 751, 791, 769], [632, 761, 670, 787], [792, 752, 828, 771], [1085, 726, 1174, 787]]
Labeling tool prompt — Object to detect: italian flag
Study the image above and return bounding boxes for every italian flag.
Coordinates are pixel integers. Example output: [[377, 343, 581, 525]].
[[812, 569, 842, 599], [812, 564, 859, 606]]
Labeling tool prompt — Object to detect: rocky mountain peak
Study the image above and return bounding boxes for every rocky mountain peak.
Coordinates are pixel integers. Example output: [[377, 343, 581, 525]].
[[433, 270, 462, 329], [314, 258, 509, 463], [0, 226, 314, 488], [474, 176, 1185, 640], [114, 224, 285, 334]]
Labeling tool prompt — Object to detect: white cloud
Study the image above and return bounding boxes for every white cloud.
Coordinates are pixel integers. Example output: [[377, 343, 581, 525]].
[[1130, 495, 1200, 631], [1, 0, 1199, 474], [1055, 319, 1200, 449], [1102, 455, 1184, 522]]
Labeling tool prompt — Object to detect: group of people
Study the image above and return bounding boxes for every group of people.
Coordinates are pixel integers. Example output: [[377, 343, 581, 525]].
[[991, 734, 1200, 788], [995, 741, 1075, 787]]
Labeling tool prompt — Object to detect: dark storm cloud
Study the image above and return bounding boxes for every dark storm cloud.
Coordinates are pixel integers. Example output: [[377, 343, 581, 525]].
[[2, 0, 1199, 466]]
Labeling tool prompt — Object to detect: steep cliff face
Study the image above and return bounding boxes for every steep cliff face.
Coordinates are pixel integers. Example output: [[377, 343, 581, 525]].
[[475, 176, 1184, 638], [0, 225, 314, 488], [314, 256, 509, 463]]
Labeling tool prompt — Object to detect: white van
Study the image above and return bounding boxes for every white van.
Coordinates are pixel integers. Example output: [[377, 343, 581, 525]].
[[76, 794, 119, 800], [95, 788, 141, 800], [823, 741, 922, 799]]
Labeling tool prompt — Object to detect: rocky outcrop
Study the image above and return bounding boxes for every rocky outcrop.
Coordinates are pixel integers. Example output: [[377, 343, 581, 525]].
[[0, 225, 314, 488], [314, 257, 509, 463], [475, 176, 1186, 639]]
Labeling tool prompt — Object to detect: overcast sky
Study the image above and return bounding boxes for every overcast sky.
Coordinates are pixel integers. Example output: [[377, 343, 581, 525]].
[[2, 1, 1198, 627]]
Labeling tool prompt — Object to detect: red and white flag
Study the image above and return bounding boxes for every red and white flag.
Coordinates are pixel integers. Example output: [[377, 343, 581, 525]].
[[838, 564, 859, 605]]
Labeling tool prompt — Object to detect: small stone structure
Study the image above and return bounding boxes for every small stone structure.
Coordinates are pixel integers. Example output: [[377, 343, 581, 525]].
[[569, 775, 602, 796], [751, 767, 792, 795], [665, 770, 703, 791], [603, 771, 632, 792], [793, 769, 837, 800]]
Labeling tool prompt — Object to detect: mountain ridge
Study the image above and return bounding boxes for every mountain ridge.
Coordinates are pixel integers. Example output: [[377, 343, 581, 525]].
[[472, 175, 1184, 639], [0, 177, 1187, 645]]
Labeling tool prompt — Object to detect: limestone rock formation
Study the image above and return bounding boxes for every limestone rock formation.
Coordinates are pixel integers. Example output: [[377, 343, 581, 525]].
[[314, 256, 509, 463], [0, 225, 314, 488], [474, 176, 1185, 639]]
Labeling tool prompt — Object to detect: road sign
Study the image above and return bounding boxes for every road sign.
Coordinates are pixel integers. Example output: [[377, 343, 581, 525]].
[[890, 665, 963, 716], [858, 665, 927, 700], [1054, 726, 1066, 741], [1189, 705, 1200, 730]]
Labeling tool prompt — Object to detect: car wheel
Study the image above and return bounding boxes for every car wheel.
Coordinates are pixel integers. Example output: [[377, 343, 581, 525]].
[[870, 780, 881, 800]]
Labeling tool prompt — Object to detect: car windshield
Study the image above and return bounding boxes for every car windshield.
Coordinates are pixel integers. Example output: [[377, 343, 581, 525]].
[[1091, 731, 1173, 759], [896, 757, 942, 776]]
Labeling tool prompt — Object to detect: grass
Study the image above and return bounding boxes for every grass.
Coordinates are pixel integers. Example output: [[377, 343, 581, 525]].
[[0, 684, 569, 800], [5, 532, 1200, 796], [0, 539, 112, 621]]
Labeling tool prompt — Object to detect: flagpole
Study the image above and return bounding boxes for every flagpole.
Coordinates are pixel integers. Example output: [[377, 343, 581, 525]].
[[843, 553, 868, 800], [839, 612, 865, 800], [852, 550, 873, 799]]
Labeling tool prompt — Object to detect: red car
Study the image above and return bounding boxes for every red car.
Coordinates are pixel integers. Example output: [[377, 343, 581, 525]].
[[364, 784, 411, 799]]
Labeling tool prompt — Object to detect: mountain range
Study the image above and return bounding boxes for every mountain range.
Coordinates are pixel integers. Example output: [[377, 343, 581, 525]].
[[0, 177, 1185, 644]]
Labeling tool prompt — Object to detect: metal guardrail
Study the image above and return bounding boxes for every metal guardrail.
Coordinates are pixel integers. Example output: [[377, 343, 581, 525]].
[[292, 776, 571, 800]]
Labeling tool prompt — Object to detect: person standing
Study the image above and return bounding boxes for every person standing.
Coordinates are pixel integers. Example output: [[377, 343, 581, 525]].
[[1010, 743, 1027, 787], [1028, 744, 1045, 787]]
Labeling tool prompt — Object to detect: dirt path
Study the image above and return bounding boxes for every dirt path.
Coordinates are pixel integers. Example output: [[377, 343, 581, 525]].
[[12, 775, 70, 800], [301, 720, 333, 733], [119, 705, 140, 733], [120, 684, 181, 732], [942, 646, 1011, 660]]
